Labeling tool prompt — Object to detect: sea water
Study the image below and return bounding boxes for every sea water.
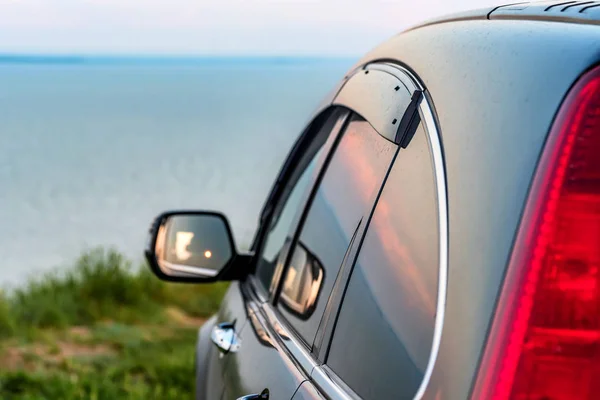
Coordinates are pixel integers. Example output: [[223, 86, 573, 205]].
[[0, 57, 352, 285]]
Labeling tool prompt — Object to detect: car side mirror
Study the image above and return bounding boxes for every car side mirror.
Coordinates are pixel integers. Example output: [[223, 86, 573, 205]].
[[279, 241, 324, 318], [145, 211, 251, 283]]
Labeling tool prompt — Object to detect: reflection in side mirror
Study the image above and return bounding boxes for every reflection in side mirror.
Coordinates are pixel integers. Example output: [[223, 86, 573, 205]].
[[145, 211, 240, 282], [279, 242, 324, 318]]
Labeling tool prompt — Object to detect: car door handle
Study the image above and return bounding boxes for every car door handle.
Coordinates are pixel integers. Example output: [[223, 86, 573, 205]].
[[237, 388, 269, 400], [210, 322, 241, 353]]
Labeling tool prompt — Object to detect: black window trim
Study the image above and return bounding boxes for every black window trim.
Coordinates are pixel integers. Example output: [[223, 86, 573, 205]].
[[248, 107, 351, 302], [269, 111, 351, 306], [265, 111, 356, 350]]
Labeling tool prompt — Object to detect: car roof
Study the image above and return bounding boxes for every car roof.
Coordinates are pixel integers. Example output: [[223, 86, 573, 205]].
[[407, 1, 600, 32]]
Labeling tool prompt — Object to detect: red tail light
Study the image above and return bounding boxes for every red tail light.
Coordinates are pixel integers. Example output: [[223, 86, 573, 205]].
[[471, 66, 600, 400]]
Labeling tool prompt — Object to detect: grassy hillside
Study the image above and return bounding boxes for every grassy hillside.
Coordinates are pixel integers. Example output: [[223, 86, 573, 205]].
[[0, 248, 227, 399]]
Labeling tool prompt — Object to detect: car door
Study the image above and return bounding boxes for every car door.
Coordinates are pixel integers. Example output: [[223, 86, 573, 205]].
[[192, 106, 350, 400], [202, 281, 248, 400], [222, 113, 402, 400]]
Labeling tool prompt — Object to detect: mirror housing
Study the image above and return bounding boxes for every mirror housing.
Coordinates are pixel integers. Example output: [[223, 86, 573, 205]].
[[144, 210, 251, 283]]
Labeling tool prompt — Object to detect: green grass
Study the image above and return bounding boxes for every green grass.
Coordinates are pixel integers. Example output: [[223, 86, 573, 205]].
[[0, 248, 228, 399], [0, 324, 198, 400]]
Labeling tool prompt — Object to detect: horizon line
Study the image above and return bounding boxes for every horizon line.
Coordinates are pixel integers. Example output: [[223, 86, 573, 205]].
[[0, 54, 359, 65]]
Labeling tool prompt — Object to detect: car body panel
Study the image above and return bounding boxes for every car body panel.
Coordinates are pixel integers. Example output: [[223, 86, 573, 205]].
[[352, 19, 600, 399], [199, 15, 600, 400], [291, 381, 326, 400], [201, 282, 248, 399], [221, 299, 307, 400], [195, 316, 224, 400]]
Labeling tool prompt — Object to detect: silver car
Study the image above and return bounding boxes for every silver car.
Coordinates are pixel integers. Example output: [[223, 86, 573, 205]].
[[145, 2, 600, 399]]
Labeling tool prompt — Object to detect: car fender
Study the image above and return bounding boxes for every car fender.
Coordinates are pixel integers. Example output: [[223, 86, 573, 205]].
[[196, 315, 217, 400]]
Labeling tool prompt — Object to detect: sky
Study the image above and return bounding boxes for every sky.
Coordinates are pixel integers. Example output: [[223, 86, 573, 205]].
[[0, 0, 500, 56]]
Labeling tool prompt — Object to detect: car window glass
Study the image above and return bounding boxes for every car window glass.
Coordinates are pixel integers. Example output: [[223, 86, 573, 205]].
[[277, 115, 397, 345], [327, 122, 440, 400], [254, 113, 344, 292]]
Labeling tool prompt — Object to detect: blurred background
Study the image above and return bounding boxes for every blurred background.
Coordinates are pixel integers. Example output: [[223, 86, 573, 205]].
[[0, 0, 496, 286], [0, 1, 496, 399]]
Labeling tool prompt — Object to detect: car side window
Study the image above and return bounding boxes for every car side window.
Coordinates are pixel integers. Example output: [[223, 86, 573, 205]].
[[254, 112, 346, 293], [326, 121, 440, 400], [276, 115, 397, 346]]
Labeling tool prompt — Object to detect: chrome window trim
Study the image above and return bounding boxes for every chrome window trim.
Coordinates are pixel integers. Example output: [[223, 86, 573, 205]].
[[312, 366, 357, 400], [261, 303, 318, 377], [413, 93, 448, 400]]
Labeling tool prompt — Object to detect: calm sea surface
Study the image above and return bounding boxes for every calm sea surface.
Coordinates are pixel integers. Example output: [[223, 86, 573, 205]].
[[0, 58, 352, 285]]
